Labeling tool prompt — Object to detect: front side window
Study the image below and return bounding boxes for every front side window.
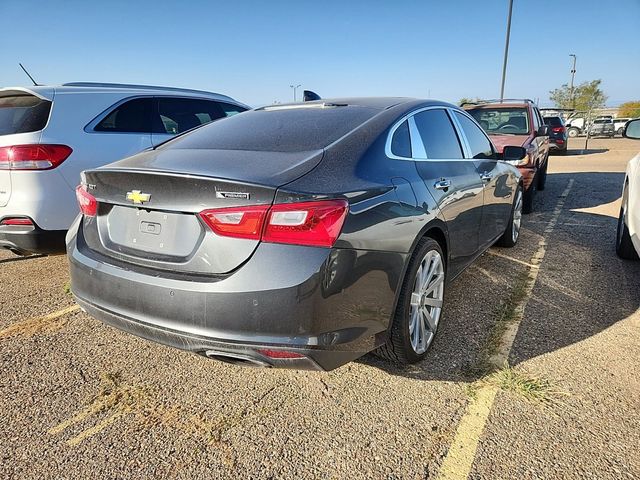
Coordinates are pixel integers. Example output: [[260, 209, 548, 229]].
[[453, 112, 494, 159], [467, 107, 530, 135], [95, 98, 152, 133], [390, 120, 412, 158], [155, 98, 225, 134], [412, 109, 463, 159]]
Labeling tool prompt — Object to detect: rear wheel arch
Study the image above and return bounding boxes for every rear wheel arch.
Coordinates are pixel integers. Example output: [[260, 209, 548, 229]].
[[387, 221, 449, 324]]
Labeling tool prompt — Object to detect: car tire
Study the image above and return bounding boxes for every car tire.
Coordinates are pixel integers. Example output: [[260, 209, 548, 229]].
[[616, 183, 639, 260], [375, 237, 445, 364], [522, 171, 536, 214], [537, 160, 548, 191], [497, 185, 523, 248], [568, 127, 579, 138], [617, 128, 624, 136]]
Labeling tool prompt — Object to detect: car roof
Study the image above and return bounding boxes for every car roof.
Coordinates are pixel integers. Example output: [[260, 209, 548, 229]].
[[0, 82, 244, 105], [264, 97, 436, 110], [465, 102, 530, 109]]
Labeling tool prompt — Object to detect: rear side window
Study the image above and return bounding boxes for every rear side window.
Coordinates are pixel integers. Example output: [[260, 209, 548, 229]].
[[453, 111, 494, 159], [0, 92, 52, 135], [155, 98, 226, 134], [391, 120, 412, 158], [95, 98, 152, 133], [413, 109, 463, 159]]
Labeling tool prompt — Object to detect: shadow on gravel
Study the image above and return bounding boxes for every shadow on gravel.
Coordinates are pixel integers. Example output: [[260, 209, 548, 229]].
[[564, 148, 609, 156], [0, 254, 46, 264], [359, 172, 639, 383]]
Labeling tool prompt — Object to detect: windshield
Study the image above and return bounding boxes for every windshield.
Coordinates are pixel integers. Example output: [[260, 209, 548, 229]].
[[467, 107, 529, 135]]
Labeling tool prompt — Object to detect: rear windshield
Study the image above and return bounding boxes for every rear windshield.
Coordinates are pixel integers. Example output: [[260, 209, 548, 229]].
[[0, 92, 52, 136], [594, 119, 612, 124], [162, 105, 378, 152], [467, 107, 529, 135], [544, 117, 563, 126]]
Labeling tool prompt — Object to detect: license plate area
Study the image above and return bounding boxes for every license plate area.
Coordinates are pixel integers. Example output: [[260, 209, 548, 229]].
[[102, 205, 203, 259]]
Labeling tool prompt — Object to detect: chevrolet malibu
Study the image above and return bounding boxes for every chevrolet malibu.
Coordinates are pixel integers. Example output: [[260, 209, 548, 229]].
[[68, 98, 525, 371]]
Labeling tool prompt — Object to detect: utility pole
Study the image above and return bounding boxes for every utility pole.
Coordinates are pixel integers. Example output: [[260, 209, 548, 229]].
[[569, 54, 577, 109], [289, 84, 301, 102], [499, 0, 514, 102]]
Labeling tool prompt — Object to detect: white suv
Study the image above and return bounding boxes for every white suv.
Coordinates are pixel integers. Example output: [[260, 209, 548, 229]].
[[0, 83, 248, 255]]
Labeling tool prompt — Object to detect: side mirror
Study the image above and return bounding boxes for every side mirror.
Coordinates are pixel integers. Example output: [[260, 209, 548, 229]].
[[624, 119, 640, 140], [503, 146, 527, 163], [537, 125, 549, 136], [566, 123, 572, 128]]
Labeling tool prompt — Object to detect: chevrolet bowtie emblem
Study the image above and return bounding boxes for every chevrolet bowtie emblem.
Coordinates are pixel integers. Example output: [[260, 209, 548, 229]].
[[126, 190, 151, 205]]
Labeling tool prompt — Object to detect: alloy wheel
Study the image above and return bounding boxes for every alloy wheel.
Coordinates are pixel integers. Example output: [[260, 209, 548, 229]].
[[408, 249, 444, 354]]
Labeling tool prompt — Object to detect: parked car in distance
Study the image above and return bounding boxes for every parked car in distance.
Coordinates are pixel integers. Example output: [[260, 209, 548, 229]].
[[68, 98, 525, 371], [617, 118, 640, 260], [544, 116, 568, 155], [614, 118, 631, 136], [0, 83, 248, 256], [464, 99, 549, 213], [589, 118, 615, 137]]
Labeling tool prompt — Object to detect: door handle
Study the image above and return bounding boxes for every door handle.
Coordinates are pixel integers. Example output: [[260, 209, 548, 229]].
[[433, 179, 452, 190], [480, 172, 493, 182]]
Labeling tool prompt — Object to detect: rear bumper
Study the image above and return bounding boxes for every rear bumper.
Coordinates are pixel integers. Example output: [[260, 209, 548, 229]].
[[548, 138, 566, 151], [68, 220, 404, 371], [0, 222, 66, 255]]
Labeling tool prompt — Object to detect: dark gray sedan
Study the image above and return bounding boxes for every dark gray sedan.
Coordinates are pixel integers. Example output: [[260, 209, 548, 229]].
[[68, 98, 525, 370]]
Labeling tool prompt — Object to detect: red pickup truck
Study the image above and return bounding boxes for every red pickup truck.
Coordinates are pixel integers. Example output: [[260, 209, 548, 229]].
[[464, 99, 550, 213]]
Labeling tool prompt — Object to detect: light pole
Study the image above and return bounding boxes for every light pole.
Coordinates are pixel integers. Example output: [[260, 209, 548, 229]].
[[499, 0, 514, 102], [569, 54, 577, 109], [289, 84, 301, 102]]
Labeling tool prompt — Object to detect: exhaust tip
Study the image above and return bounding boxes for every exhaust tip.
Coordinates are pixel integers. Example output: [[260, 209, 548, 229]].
[[204, 349, 271, 368]]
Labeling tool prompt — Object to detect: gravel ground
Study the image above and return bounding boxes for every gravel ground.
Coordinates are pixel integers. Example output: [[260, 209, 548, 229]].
[[470, 137, 640, 479], [0, 137, 638, 479]]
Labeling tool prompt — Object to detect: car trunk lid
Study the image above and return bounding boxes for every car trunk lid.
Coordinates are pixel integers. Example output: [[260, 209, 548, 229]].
[[80, 147, 323, 275]]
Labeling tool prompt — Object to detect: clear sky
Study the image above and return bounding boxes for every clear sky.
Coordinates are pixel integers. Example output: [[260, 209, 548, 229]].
[[1, 0, 638, 107]]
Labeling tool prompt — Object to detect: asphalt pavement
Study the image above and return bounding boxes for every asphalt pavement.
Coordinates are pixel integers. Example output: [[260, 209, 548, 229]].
[[0, 137, 638, 479]]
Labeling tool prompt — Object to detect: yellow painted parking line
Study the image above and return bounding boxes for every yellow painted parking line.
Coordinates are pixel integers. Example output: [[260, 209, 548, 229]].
[[48, 404, 96, 436], [438, 179, 574, 480], [484, 250, 540, 270], [0, 304, 80, 339], [66, 412, 124, 446]]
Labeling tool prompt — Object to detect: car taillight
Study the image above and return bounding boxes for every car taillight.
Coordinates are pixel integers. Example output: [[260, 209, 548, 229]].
[[199, 199, 348, 247], [199, 205, 269, 240], [0, 217, 33, 226], [263, 200, 348, 247], [552, 127, 564, 133], [0, 144, 73, 170], [75, 185, 97, 217]]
